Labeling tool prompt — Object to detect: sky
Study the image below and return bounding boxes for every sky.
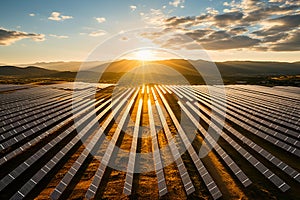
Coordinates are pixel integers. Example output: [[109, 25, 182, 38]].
[[0, 0, 299, 64]]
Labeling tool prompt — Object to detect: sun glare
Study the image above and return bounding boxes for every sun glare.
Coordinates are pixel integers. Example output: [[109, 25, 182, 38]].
[[134, 50, 155, 61]]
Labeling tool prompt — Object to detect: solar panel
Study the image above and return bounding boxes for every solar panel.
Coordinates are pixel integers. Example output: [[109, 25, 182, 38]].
[[0, 98, 90, 151], [155, 86, 222, 199], [51, 91, 132, 199], [148, 96, 168, 196], [179, 100, 251, 188], [153, 89, 195, 196], [225, 86, 299, 114], [180, 90, 295, 191], [224, 126, 300, 183], [0, 92, 71, 125], [158, 85, 166, 94], [123, 98, 143, 195], [0, 89, 93, 135], [209, 87, 299, 131], [0, 97, 106, 166], [10, 92, 125, 199], [85, 88, 139, 200], [0, 84, 298, 199], [0, 97, 75, 135], [0, 96, 110, 194], [218, 100, 300, 142], [184, 86, 300, 157], [161, 85, 172, 94], [0, 89, 71, 114], [141, 84, 145, 94]]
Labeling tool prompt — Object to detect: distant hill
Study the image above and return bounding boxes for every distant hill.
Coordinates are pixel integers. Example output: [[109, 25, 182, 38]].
[[0, 60, 299, 85], [86, 59, 300, 76], [11, 59, 300, 76], [21, 61, 106, 72], [0, 66, 57, 77], [215, 61, 300, 77]]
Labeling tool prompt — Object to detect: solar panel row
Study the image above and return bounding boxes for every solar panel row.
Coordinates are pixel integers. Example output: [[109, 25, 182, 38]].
[[9, 94, 116, 200], [0, 88, 71, 111], [223, 86, 299, 110], [156, 86, 222, 200], [211, 87, 299, 131], [0, 84, 298, 199], [187, 86, 300, 157], [0, 96, 107, 192], [170, 87, 251, 188], [0, 92, 71, 120], [0, 85, 31, 93], [152, 89, 196, 196], [210, 86, 299, 125], [183, 86, 300, 183], [0, 87, 49, 106], [0, 97, 92, 152], [148, 96, 168, 196], [238, 85, 300, 101], [174, 86, 291, 192], [85, 89, 139, 199], [194, 87, 300, 143], [0, 90, 93, 135], [225, 87, 300, 116], [123, 98, 143, 195], [228, 85, 300, 103], [0, 95, 90, 143], [51, 89, 134, 200], [0, 97, 105, 166]]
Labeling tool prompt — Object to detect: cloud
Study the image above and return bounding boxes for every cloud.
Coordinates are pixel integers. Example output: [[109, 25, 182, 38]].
[[130, 5, 137, 11], [163, 11, 245, 29], [262, 33, 288, 43], [252, 14, 300, 37], [214, 11, 243, 23], [61, 15, 73, 20], [229, 27, 248, 34], [49, 34, 69, 39], [0, 28, 45, 45], [268, 14, 300, 30], [140, 0, 300, 52], [271, 31, 300, 51], [202, 36, 261, 50], [89, 30, 107, 37], [142, 9, 167, 26], [206, 7, 219, 15], [206, 31, 231, 41], [136, 0, 300, 53], [48, 12, 73, 21], [185, 29, 213, 40], [157, 29, 261, 50], [223, 2, 230, 6], [95, 17, 106, 23], [169, 0, 185, 8], [29, 13, 35, 17], [165, 16, 196, 27]]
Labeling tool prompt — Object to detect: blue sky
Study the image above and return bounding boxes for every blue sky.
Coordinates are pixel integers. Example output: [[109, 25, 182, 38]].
[[0, 0, 299, 64]]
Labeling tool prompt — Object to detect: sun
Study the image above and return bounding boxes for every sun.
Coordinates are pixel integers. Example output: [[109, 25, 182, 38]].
[[134, 50, 155, 61]]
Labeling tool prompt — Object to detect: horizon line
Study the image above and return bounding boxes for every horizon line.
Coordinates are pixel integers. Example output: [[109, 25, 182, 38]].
[[3, 58, 300, 66]]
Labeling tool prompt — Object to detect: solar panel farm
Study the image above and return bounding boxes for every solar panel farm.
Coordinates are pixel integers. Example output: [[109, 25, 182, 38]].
[[0, 83, 299, 200]]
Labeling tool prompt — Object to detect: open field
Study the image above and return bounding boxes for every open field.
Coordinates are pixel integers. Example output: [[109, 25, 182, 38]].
[[0, 83, 299, 199]]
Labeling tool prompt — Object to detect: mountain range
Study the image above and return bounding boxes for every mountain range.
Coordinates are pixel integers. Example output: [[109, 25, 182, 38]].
[[1, 60, 299, 85]]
